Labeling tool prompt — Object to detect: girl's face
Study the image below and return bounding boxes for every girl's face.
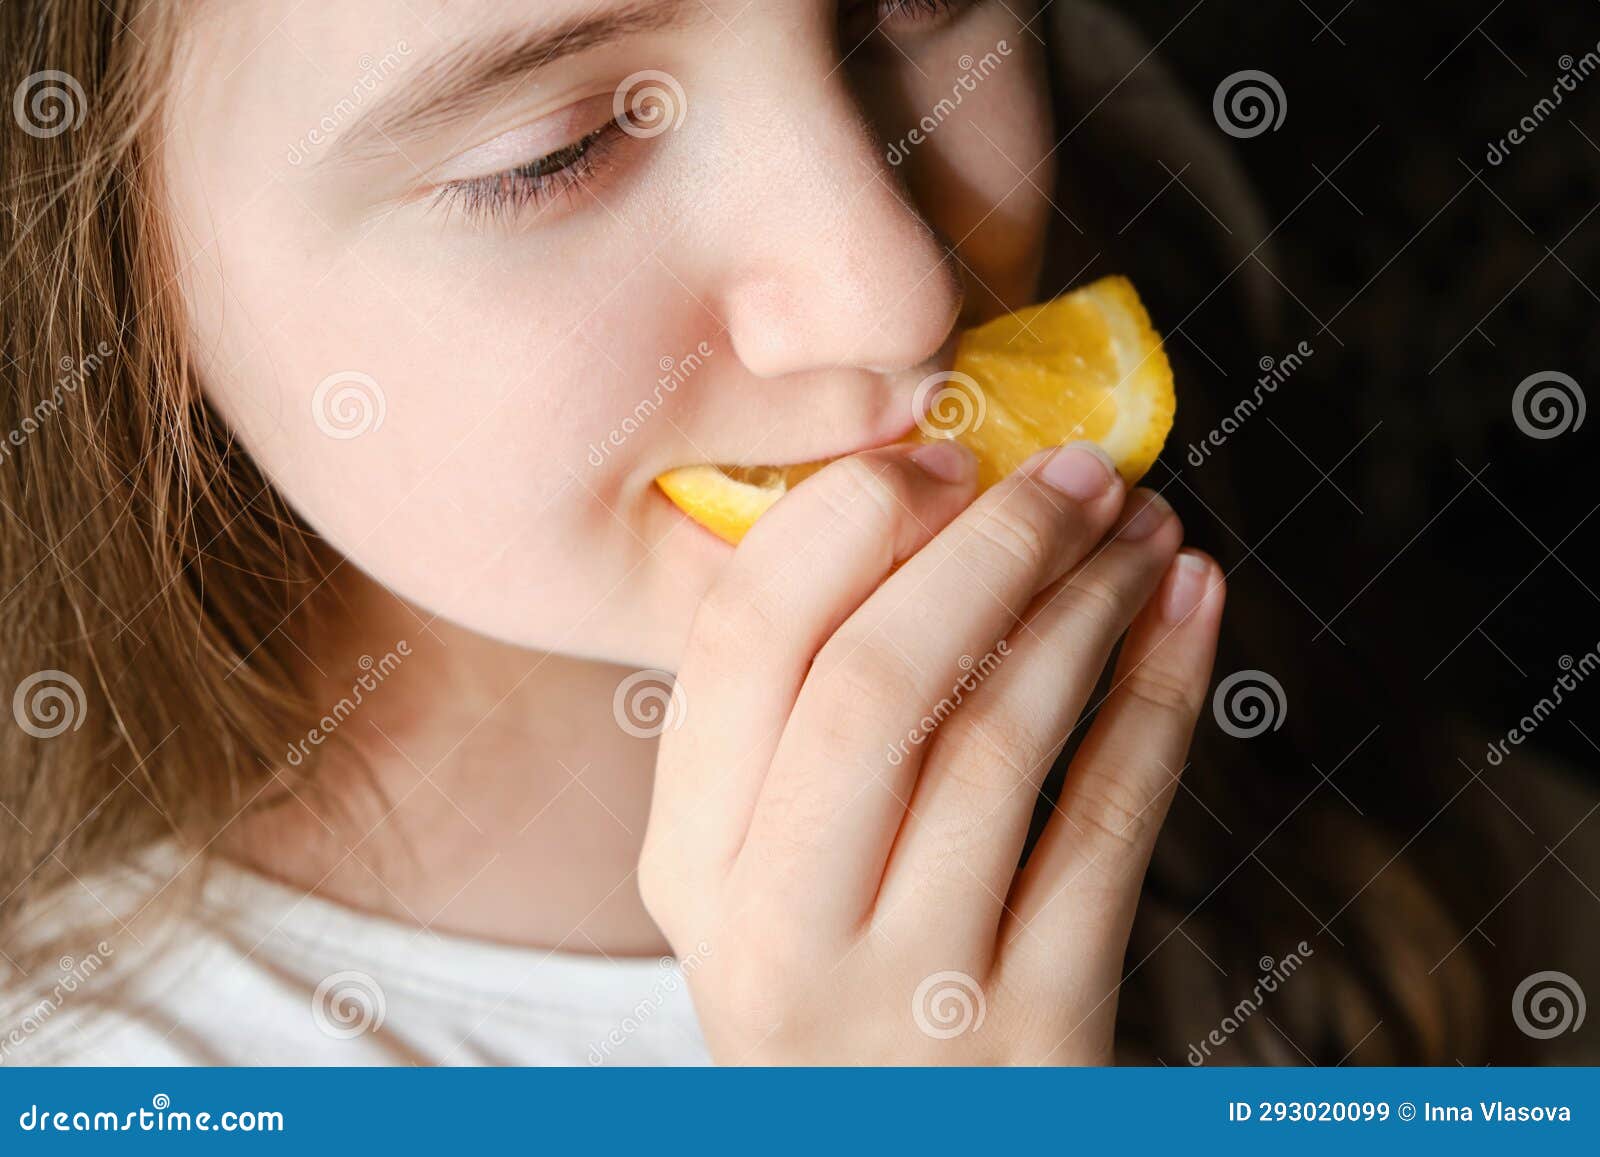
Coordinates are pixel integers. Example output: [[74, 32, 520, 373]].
[[163, 0, 1055, 666]]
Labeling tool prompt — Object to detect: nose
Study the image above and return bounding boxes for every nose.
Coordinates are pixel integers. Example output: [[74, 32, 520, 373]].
[[716, 85, 964, 379]]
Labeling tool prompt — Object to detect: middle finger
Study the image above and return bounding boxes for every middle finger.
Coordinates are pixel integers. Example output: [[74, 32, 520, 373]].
[[738, 442, 1128, 923]]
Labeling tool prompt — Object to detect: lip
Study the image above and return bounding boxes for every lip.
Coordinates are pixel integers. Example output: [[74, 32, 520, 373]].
[[657, 332, 962, 475], [656, 393, 924, 476], [732, 414, 921, 471]]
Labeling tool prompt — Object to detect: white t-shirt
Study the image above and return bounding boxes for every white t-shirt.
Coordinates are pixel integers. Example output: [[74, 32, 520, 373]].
[[2, 845, 711, 1066]]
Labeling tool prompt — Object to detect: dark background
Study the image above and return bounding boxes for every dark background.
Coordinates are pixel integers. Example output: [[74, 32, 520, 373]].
[[1121, 0, 1599, 761], [1034, 0, 1599, 1061]]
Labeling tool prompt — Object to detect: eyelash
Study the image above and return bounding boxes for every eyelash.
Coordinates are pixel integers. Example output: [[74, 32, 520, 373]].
[[856, 0, 971, 37], [433, 0, 975, 226], [431, 121, 622, 226], [878, 0, 961, 19]]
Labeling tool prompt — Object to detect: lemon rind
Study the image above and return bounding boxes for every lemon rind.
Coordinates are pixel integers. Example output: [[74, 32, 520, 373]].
[[1085, 275, 1175, 486]]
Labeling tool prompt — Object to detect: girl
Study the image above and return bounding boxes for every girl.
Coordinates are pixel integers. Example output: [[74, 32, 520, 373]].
[[2, 0, 1589, 1065]]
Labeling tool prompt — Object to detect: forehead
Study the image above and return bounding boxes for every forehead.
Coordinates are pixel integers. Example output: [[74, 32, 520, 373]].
[[166, 0, 709, 178], [176, 0, 702, 91]]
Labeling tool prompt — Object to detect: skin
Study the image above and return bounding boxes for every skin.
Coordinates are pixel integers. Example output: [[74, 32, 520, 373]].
[[161, 0, 1224, 1061], [646, 441, 1223, 1062]]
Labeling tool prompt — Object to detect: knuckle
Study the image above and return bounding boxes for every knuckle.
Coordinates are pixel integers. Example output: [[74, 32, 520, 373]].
[[970, 502, 1059, 577], [819, 455, 913, 531], [1053, 572, 1130, 633], [1122, 661, 1202, 720], [948, 707, 1051, 790], [1069, 768, 1160, 850]]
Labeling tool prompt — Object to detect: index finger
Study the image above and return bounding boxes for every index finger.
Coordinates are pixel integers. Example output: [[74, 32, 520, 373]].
[[646, 441, 977, 881]]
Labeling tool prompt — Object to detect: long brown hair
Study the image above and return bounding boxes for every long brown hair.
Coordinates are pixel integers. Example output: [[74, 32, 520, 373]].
[[2, 1, 326, 981], [3, 0, 1497, 1064]]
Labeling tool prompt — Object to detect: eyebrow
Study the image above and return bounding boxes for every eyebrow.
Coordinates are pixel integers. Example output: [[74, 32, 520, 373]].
[[323, 0, 699, 167]]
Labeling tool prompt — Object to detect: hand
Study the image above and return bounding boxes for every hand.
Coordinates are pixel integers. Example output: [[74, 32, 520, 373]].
[[640, 439, 1224, 1064]]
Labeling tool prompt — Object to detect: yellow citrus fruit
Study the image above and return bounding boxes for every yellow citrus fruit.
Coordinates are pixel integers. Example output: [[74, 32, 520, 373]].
[[656, 274, 1174, 545]]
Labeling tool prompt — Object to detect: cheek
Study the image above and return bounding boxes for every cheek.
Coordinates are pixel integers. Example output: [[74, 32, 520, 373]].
[[185, 207, 712, 644], [894, 30, 1055, 314]]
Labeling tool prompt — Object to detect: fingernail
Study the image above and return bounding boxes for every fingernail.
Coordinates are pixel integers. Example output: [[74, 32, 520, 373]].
[[908, 439, 975, 484], [1162, 551, 1211, 620], [1035, 441, 1117, 501], [1115, 489, 1173, 541]]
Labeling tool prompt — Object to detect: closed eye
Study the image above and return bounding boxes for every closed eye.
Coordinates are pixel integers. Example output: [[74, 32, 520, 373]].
[[430, 120, 625, 227]]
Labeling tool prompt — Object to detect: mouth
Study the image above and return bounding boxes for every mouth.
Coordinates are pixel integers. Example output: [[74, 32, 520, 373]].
[[653, 426, 918, 546], [665, 325, 963, 479], [653, 461, 815, 547], [653, 276, 1180, 548], [699, 393, 930, 471], [650, 392, 933, 544]]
